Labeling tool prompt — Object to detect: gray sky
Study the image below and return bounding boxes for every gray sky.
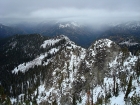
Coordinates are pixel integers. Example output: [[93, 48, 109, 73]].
[[0, 0, 140, 25]]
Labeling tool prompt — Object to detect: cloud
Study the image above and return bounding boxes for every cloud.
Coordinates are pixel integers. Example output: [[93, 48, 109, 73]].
[[0, 0, 140, 24], [30, 8, 139, 19]]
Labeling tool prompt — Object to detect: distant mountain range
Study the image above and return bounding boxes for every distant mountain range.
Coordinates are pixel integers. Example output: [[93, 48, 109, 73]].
[[0, 24, 26, 38], [10, 21, 100, 48], [1, 21, 140, 48]]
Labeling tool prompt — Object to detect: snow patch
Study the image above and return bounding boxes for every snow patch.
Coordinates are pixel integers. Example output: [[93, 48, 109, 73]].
[[59, 23, 70, 28], [93, 39, 113, 49], [59, 22, 80, 29], [41, 39, 61, 48], [12, 47, 60, 74], [119, 40, 138, 46], [110, 92, 125, 105]]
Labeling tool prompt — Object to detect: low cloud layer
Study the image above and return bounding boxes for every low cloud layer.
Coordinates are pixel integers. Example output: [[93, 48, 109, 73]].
[[0, 0, 140, 24]]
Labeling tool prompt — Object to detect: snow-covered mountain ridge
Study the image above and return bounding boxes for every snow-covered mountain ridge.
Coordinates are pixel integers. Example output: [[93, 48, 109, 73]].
[[0, 34, 140, 105], [12, 35, 71, 74]]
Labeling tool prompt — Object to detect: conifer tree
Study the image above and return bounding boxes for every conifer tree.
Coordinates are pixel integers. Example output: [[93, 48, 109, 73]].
[[124, 76, 132, 99], [73, 94, 76, 105]]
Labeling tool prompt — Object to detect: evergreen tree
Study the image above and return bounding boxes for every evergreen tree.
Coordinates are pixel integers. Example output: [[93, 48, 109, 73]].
[[124, 76, 132, 99], [5, 97, 12, 105], [113, 75, 116, 96], [52, 99, 57, 105], [115, 83, 119, 97], [73, 94, 77, 105]]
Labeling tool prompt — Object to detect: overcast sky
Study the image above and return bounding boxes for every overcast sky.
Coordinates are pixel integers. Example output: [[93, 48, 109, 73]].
[[0, 0, 140, 25]]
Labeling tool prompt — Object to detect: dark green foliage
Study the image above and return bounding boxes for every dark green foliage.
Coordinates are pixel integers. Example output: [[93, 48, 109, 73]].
[[131, 95, 140, 105], [124, 76, 133, 99], [78, 96, 82, 103], [95, 97, 103, 105], [0, 85, 9, 104], [113, 75, 116, 96], [4, 97, 11, 105], [0, 61, 59, 103], [115, 83, 119, 97], [105, 92, 111, 104], [121, 47, 129, 58], [136, 57, 140, 76], [0, 34, 69, 104], [0, 85, 4, 95], [0, 34, 48, 70], [52, 99, 57, 105], [73, 94, 77, 105], [9, 65, 50, 104], [0, 34, 49, 95], [113, 75, 119, 97], [32, 98, 37, 105]]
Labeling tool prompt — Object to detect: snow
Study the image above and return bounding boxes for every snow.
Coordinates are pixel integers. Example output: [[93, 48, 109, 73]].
[[93, 86, 105, 102], [59, 44, 86, 91], [104, 78, 114, 89], [12, 35, 71, 74], [93, 39, 113, 49], [49, 48, 59, 54], [71, 22, 80, 27], [12, 53, 45, 74], [11, 35, 87, 104], [12, 47, 60, 74], [119, 40, 138, 46], [9, 41, 17, 49], [10, 98, 17, 104], [81, 76, 86, 82], [107, 52, 139, 105], [77, 93, 87, 105], [110, 92, 125, 105], [107, 40, 112, 47], [59, 23, 70, 28], [9, 37, 140, 104], [38, 42, 86, 104], [59, 22, 80, 29], [78, 50, 140, 105], [29, 84, 56, 104], [41, 39, 61, 48], [123, 55, 137, 67], [128, 79, 140, 97]]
